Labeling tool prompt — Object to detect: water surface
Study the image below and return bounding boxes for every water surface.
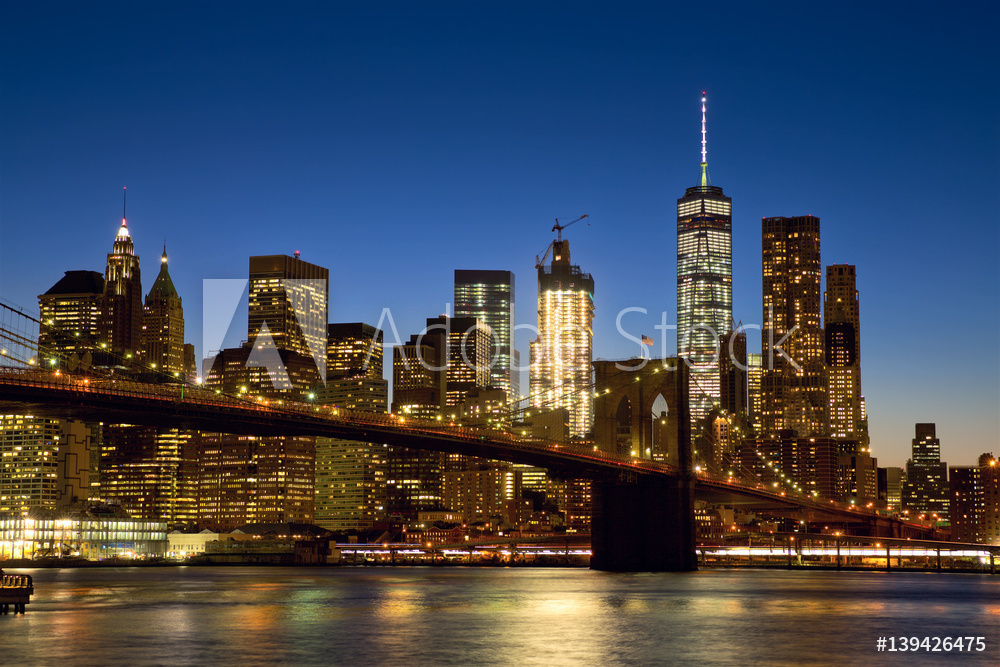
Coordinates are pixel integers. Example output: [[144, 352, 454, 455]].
[[3, 566, 998, 665]]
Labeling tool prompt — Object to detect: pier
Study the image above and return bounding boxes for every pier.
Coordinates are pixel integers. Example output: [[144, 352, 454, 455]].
[[0, 573, 34, 614]]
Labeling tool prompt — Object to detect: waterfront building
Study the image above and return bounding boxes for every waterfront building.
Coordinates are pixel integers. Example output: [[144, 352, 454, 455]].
[[950, 453, 999, 544], [530, 238, 595, 439], [441, 466, 520, 524], [0, 415, 91, 515], [99, 425, 198, 528], [902, 423, 950, 523], [0, 505, 168, 559], [677, 93, 733, 428], [761, 215, 826, 437], [197, 432, 315, 532], [141, 246, 186, 377], [454, 270, 518, 400], [837, 440, 878, 504]]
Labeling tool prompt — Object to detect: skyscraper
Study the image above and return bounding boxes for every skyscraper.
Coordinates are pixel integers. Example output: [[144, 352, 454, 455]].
[[824, 264, 867, 444], [38, 270, 105, 361], [102, 204, 143, 357], [142, 246, 186, 377], [530, 236, 594, 439], [425, 315, 491, 409], [248, 254, 329, 383], [903, 423, 949, 522], [677, 93, 732, 429], [454, 270, 517, 400], [327, 322, 383, 381], [761, 215, 826, 437]]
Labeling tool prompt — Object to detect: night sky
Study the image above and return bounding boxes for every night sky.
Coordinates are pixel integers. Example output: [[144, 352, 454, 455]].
[[1, 2, 997, 467]]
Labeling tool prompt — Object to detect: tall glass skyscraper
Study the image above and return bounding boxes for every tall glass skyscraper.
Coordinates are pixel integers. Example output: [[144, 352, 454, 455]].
[[454, 270, 517, 400], [676, 93, 732, 428]]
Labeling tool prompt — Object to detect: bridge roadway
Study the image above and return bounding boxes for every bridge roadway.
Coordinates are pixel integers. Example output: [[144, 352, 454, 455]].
[[0, 367, 931, 533]]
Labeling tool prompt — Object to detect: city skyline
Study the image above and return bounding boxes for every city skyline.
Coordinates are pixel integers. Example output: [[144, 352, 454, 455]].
[[1, 2, 996, 467]]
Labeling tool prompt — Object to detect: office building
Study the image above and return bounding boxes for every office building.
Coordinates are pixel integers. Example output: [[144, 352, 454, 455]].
[[902, 423, 950, 522], [327, 322, 383, 381], [454, 270, 517, 400], [38, 270, 105, 360], [677, 93, 733, 428], [530, 237, 595, 439], [950, 453, 999, 544], [738, 431, 839, 500], [248, 254, 329, 382], [314, 375, 389, 532], [761, 215, 826, 437], [747, 352, 763, 434], [197, 432, 315, 532], [99, 425, 198, 528], [0, 415, 91, 515], [141, 246, 186, 377], [425, 315, 491, 409], [392, 330, 447, 418], [102, 213, 143, 357]]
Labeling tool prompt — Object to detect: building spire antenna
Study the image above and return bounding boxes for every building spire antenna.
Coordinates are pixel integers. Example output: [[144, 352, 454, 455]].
[[700, 92, 709, 187], [122, 186, 127, 226]]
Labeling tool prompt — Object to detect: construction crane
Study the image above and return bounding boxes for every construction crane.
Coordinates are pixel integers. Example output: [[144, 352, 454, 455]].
[[535, 215, 589, 268]]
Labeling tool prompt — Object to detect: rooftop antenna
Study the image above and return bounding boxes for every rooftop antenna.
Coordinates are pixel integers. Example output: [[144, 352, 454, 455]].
[[122, 186, 127, 226], [700, 92, 709, 188]]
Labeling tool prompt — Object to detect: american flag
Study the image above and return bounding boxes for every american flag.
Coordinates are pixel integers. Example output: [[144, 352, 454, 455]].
[[641, 335, 654, 346]]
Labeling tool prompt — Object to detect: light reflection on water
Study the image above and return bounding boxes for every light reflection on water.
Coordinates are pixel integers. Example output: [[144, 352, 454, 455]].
[[1, 567, 998, 666]]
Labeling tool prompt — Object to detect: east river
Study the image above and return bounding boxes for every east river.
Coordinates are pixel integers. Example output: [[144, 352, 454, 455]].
[[2, 566, 998, 666]]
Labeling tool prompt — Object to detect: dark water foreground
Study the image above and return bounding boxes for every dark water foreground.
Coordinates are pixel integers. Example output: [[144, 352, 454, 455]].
[[2, 566, 998, 666]]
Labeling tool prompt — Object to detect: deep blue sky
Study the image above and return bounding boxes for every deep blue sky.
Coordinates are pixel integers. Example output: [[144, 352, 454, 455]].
[[1, 1, 997, 467]]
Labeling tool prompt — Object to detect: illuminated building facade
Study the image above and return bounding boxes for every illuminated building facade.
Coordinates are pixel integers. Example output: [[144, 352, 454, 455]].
[[38, 270, 105, 359], [0, 415, 60, 514], [0, 508, 167, 560], [454, 270, 518, 400], [102, 213, 143, 357], [0, 415, 91, 515], [442, 467, 519, 524], [197, 432, 315, 532], [902, 423, 950, 522], [738, 432, 838, 500], [949, 453, 998, 545], [99, 425, 198, 528], [314, 376, 389, 531], [248, 254, 329, 382], [425, 315, 491, 408], [530, 239, 594, 439], [761, 215, 826, 437], [824, 265, 868, 445], [677, 94, 732, 428], [141, 247, 186, 377], [392, 332, 446, 418], [747, 352, 763, 434], [327, 322, 383, 381]]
